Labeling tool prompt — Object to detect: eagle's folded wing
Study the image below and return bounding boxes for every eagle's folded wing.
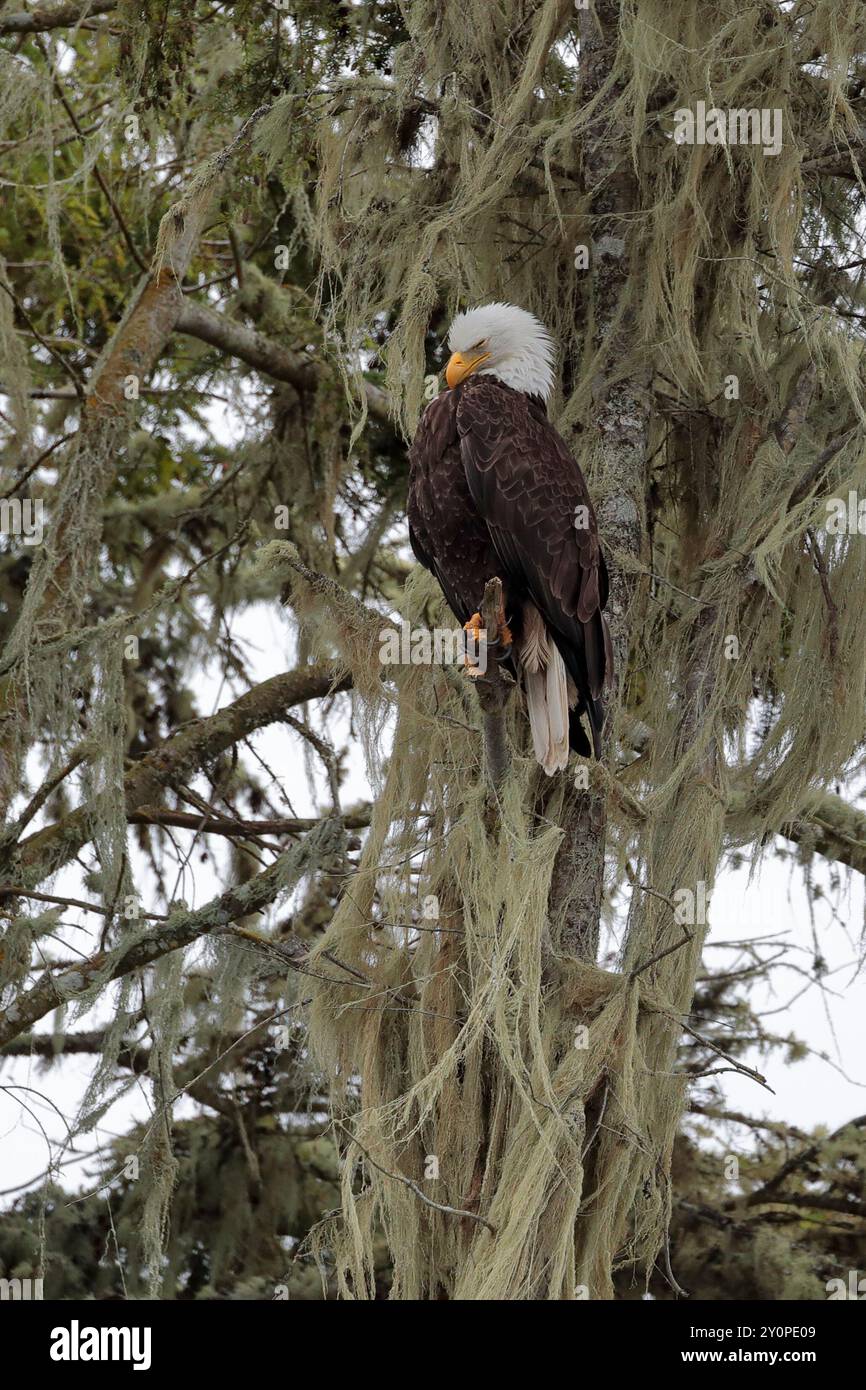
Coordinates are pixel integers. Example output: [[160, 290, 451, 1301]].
[[455, 379, 611, 702]]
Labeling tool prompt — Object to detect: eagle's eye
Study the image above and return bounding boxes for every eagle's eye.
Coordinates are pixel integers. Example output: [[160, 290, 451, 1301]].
[[470, 339, 487, 351]]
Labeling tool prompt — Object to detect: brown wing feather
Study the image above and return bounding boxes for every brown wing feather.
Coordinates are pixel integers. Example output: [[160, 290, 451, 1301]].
[[407, 389, 503, 626], [455, 377, 611, 735]]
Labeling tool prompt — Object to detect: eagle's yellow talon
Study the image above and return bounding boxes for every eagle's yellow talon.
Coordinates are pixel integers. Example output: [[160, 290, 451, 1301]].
[[463, 612, 485, 675], [464, 614, 483, 672]]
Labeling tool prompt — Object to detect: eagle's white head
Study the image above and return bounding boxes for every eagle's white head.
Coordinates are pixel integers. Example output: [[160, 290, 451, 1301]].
[[445, 302, 555, 402]]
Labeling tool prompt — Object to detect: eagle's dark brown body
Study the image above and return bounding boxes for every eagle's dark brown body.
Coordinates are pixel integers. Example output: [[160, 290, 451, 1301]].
[[407, 375, 611, 759]]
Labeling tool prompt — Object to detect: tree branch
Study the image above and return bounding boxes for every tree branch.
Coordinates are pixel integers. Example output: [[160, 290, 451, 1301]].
[[802, 126, 866, 179], [128, 804, 371, 839], [0, 104, 273, 814], [175, 300, 391, 420], [0, 817, 343, 1049], [15, 661, 353, 885], [0, 0, 115, 34], [744, 1114, 866, 1207]]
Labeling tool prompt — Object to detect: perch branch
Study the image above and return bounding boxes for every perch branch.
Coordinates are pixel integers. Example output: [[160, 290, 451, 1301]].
[[470, 577, 515, 791]]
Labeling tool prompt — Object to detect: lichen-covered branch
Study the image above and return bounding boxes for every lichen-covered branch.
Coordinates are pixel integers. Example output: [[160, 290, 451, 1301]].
[[14, 661, 352, 885], [0, 816, 342, 1049], [0, 0, 115, 34], [175, 300, 390, 419], [0, 104, 272, 814]]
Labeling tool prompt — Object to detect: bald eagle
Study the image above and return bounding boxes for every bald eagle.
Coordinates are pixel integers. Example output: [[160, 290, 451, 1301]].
[[407, 302, 612, 773]]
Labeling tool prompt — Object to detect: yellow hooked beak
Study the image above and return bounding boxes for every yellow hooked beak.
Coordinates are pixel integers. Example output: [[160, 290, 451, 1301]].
[[445, 349, 491, 389]]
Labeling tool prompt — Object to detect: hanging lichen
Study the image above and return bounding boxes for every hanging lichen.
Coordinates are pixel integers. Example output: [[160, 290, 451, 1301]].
[[260, 0, 866, 1298]]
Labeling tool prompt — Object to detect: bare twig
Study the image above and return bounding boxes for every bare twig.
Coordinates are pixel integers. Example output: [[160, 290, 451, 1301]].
[[0, 886, 167, 922], [334, 1120, 497, 1235], [630, 928, 694, 980], [677, 1020, 774, 1093], [129, 804, 371, 839]]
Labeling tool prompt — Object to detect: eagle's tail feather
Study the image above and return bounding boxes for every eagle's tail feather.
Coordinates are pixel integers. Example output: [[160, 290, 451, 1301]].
[[518, 603, 571, 775]]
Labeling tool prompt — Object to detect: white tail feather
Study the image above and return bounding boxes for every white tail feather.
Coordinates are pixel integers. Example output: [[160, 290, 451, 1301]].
[[518, 603, 572, 775], [525, 670, 552, 766], [546, 648, 569, 749]]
